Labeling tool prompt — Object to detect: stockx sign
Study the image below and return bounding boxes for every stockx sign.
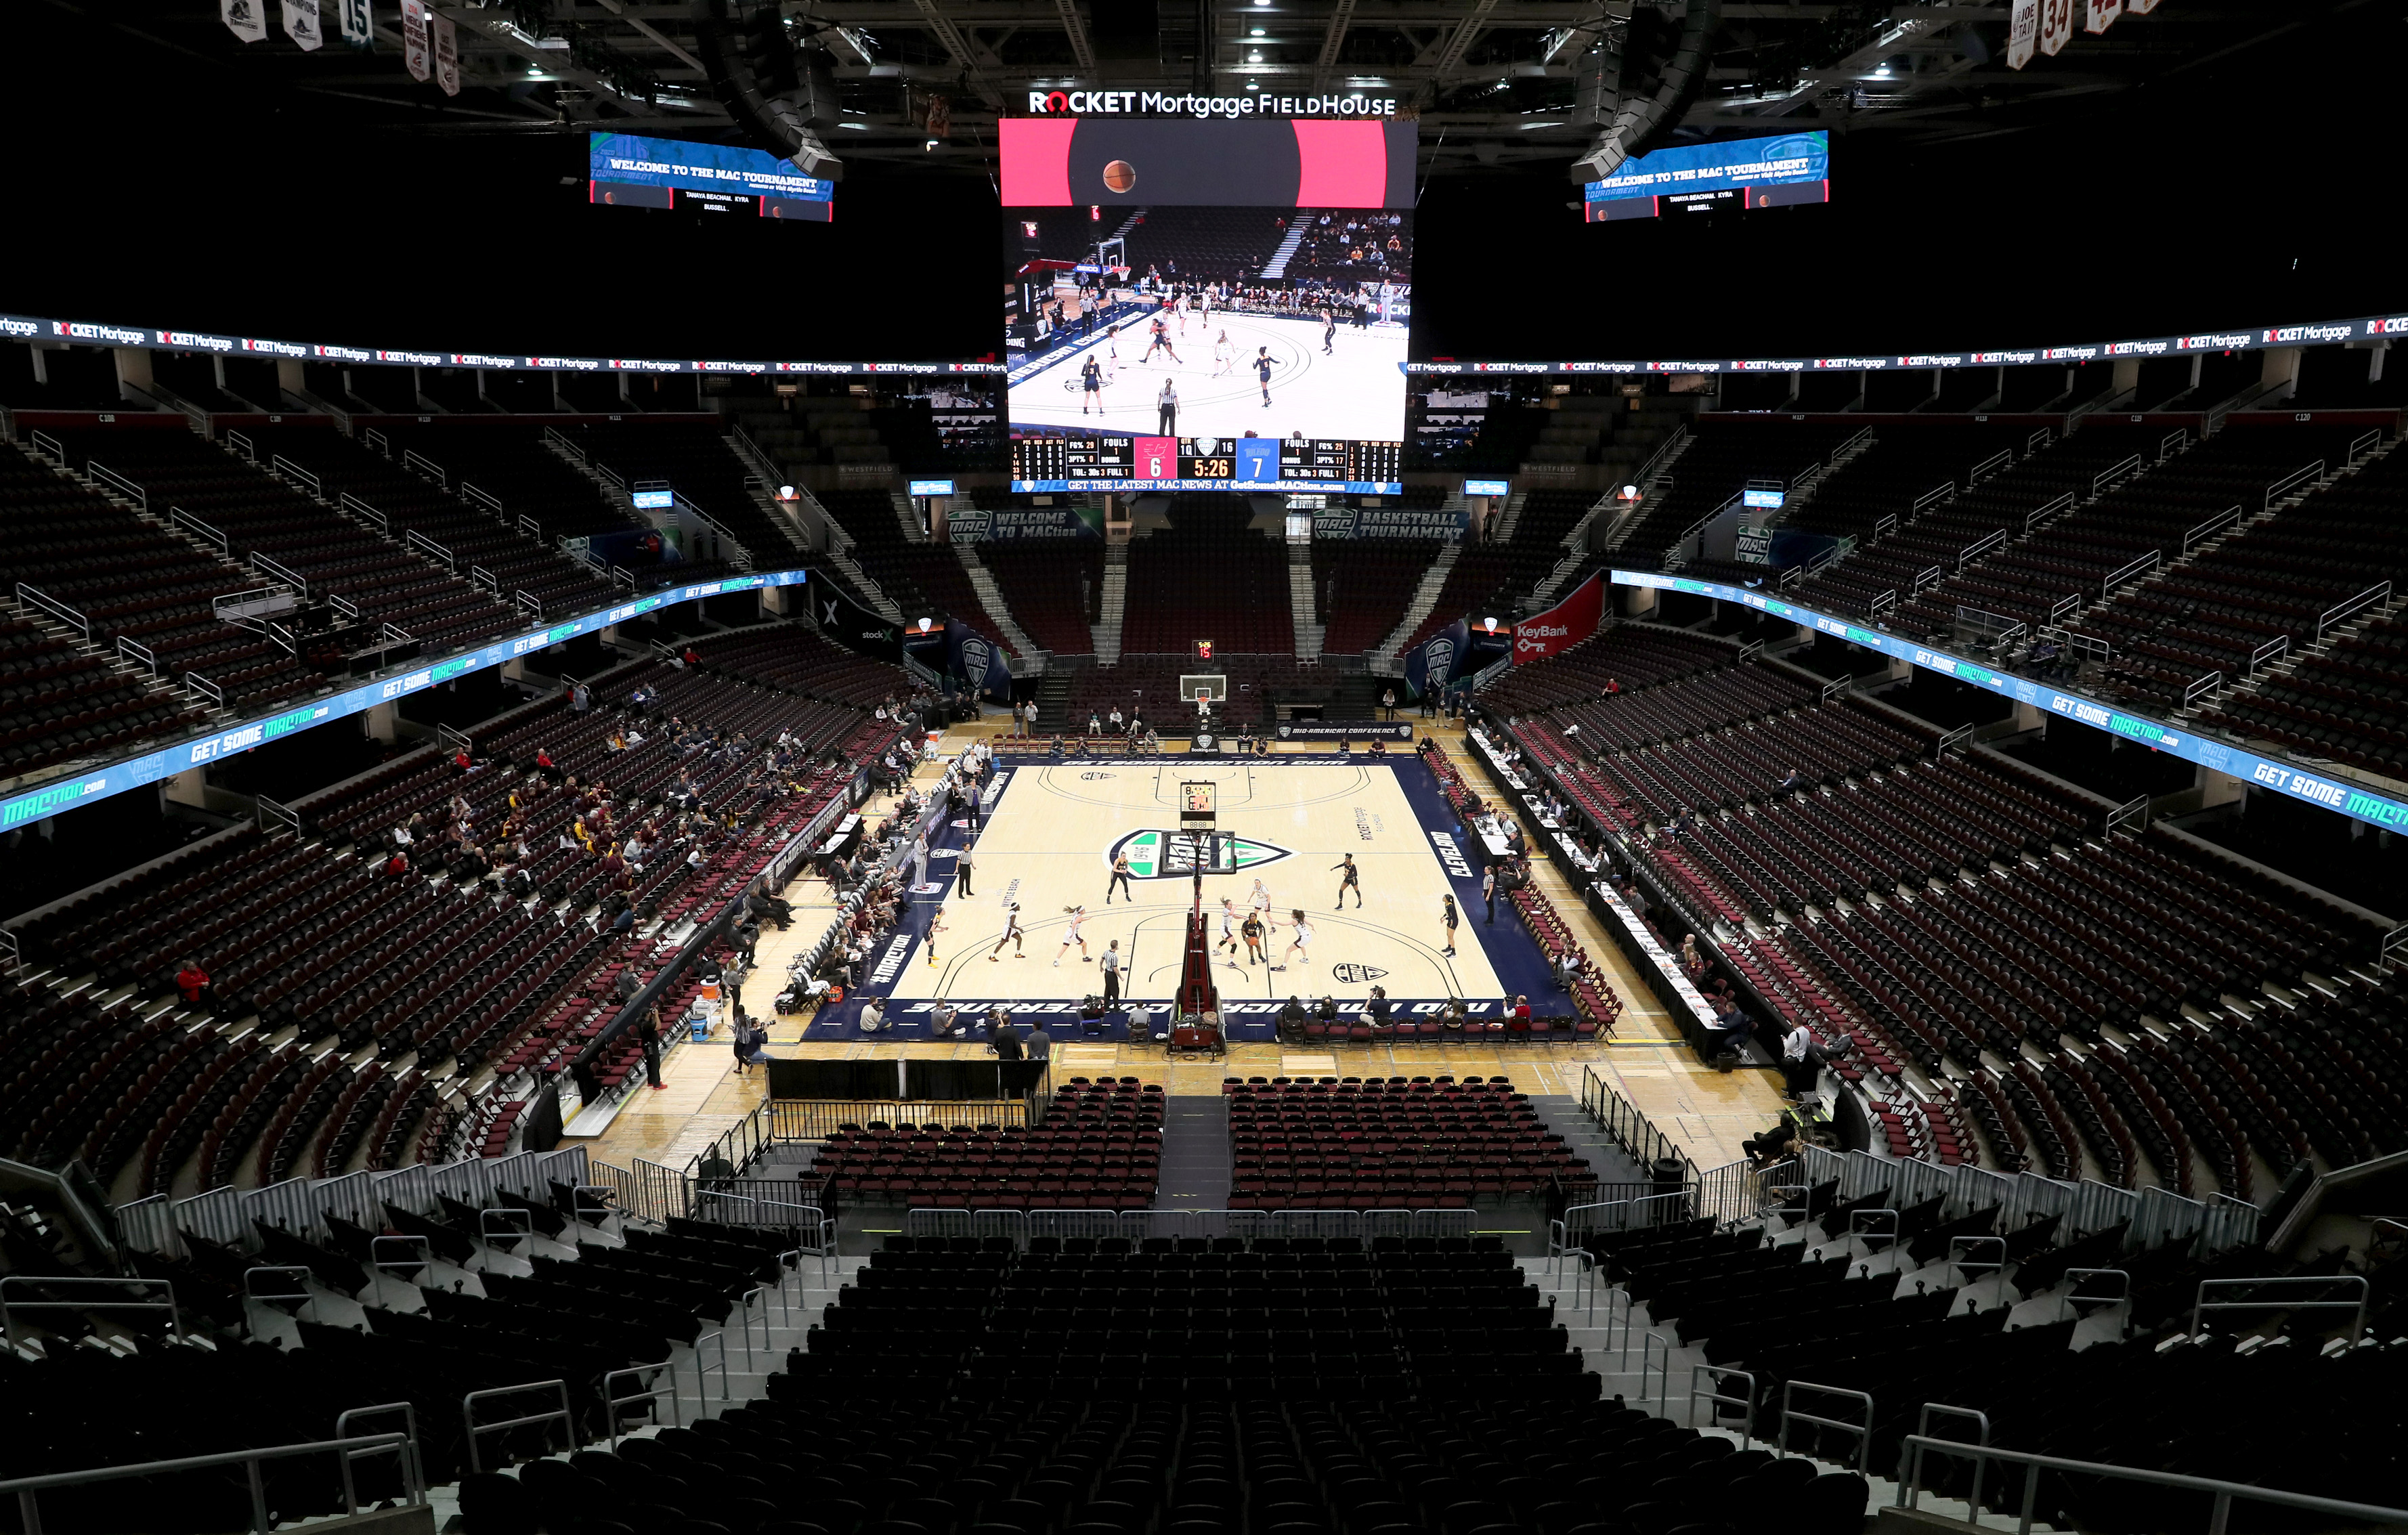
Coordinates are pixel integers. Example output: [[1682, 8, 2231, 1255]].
[[1109, 829, 1291, 879]]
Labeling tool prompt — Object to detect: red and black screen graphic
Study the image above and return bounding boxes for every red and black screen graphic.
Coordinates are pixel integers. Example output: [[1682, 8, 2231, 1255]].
[[1001, 118, 1415, 209]]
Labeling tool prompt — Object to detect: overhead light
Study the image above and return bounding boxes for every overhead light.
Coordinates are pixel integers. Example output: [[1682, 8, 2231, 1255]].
[[1250, 27, 1264, 37], [1248, 50, 1262, 61], [836, 121, 871, 130], [1518, 121, 1563, 130]]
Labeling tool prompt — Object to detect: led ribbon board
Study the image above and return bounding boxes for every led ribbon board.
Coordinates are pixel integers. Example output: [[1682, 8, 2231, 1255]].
[[1610, 569, 2408, 834], [0, 571, 809, 832]]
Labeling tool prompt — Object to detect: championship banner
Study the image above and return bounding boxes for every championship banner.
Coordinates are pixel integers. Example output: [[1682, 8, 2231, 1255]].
[[283, 0, 324, 51], [339, 0, 374, 49], [400, 0, 429, 80], [1404, 616, 1466, 701], [2006, 0, 2039, 68], [221, 0, 269, 43], [945, 618, 1012, 700], [2084, 0, 2122, 31], [2126, 0, 2159, 12], [431, 12, 460, 95], [2040, 0, 2074, 56], [1511, 572, 1605, 666]]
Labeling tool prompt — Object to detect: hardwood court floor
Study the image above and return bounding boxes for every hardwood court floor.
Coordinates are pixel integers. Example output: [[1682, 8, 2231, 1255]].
[[899, 756, 1506, 1009], [577, 721, 1786, 1172]]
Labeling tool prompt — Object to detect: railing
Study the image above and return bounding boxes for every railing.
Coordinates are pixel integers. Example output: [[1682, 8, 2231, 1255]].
[[2262, 458, 2325, 511], [28, 428, 66, 462], [470, 564, 500, 594], [2182, 504, 2243, 553], [116, 634, 156, 672], [169, 504, 230, 553], [86, 460, 149, 511], [2156, 427, 2189, 460], [270, 454, 321, 496], [1936, 722, 1973, 758], [0, 1275, 181, 1347], [1913, 564, 1945, 593], [1688, 1366, 1757, 1446], [1578, 1063, 1690, 1176], [1867, 589, 1896, 616], [402, 448, 446, 485], [183, 670, 225, 708], [1910, 483, 1952, 519], [2023, 492, 2074, 534], [252, 550, 309, 594], [905, 1207, 1481, 1249], [543, 425, 583, 463], [601, 1361, 681, 1448], [2181, 670, 2225, 709], [463, 482, 504, 516], [1893, 1434, 2408, 1535], [2092, 454, 2142, 497], [332, 1402, 424, 1514], [2100, 550, 2158, 599], [2106, 795, 2149, 835], [1779, 1380, 1873, 1471], [2317, 580, 2390, 641], [223, 429, 257, 460], [2191, 1273, 2369, 1343], [331, 592, 360, 622], [339, 491, 387, 532], [1972, 447, 2014, 482], [517, 590, 545, 621], [12, 583, 90, 640], [1956, 529, 2006, 571], [463, 1379, 574, 1473], [258, 796, 301, 837], [1633, 422, 1689, 492], [2244, 635, 2287, 674], [0, 1432, 421, 1535], [406, 529, 455, 571], [517, 513, 543, 542], [2048, 593, 2082, 625]]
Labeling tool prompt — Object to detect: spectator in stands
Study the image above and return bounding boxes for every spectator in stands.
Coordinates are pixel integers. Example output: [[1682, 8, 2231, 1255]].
[[1365, 987, 1393, 1033], [1744, 1115, 1797, 1164], [1679, 932, 1704, 980], [630, 682, 657, 712], [385, 848, 411, 878], [173, 957, 211, 1008], [1713, 1000, 1753, 1062], [1108, 706, 1125, 732], [570, 682, 591, 714], [1776, 766, 1803, 792], [1314, 995, 1340, 1032], [1381, 687, 1397, 720], [682, 645, 702, 667], [1506, 995, 1532, 1035]]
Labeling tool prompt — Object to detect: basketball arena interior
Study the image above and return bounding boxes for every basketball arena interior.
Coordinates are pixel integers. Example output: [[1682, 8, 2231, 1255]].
[[2, 3, 2405, 1532]]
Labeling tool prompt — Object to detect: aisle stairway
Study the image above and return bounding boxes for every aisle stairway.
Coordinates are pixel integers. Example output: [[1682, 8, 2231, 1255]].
[[1289, 544, 1325, 662], [1094, 545, 1128, 664]]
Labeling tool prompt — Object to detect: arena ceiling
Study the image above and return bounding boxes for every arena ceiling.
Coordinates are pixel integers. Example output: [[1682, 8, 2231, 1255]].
[[70, 0, 2377, 177]]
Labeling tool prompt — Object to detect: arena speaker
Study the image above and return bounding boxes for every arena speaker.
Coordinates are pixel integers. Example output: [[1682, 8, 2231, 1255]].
[[1569, 0, 1720, 183], [691, 0, 844, 180]]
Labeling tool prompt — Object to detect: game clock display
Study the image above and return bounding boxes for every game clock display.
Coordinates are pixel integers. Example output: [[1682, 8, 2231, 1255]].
[[1011, 433, 1402, 493]]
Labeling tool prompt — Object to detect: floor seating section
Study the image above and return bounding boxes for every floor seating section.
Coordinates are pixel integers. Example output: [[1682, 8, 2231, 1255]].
[[1494, 642, 2399, 1192], [976, 539, 1106, 655], [1119, 499, 1295, 656], [1481, 624, 1744, 716], [2, 650, 899, 1196], [49, 426, 525, 660], [1226, 1078, 1597, 1209], [817, 1079, 1163, 1209]]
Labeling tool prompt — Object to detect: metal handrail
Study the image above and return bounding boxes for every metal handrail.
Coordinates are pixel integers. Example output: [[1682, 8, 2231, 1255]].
[[601, 1361, 681, 1448], [1893, 1433, 2408, 1535], [1688, 1366, 1757, 1448], [2059, 1268, 2130, 1333], [1637, 1330, 1671, 1413], [1, 1433, 417, 1535], [1778, 1379, 1874, 1471], [1847, 1207, 1901, 1251], [1899, 1404, 1992, 1518], [463, 1379, 574, 1473], [2191, 1274, 2369, 1343], [1948, 1234, 2006, 1282], [479, 1206, 535, 1258], [333, 1402, 423, 1515], [0, 1274, 181, 1346], [690, 1330, 733, 1403]]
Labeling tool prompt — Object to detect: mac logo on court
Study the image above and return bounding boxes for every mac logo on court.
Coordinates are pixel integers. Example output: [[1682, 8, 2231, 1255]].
[[1079, 771, 1116, 780], [1329, 964, 1388, 984], [1109, 828, 1293, 879]]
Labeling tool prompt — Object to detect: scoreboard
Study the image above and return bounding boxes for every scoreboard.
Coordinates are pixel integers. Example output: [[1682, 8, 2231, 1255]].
[[1012, 433, 1403, 494]]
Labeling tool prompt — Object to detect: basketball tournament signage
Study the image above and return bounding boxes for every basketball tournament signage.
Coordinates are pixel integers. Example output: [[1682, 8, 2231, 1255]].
[[945, 618, 1013, 699], [1272, 722, 1415, 741], [1406, 617, 1467, 701], [1310, 504, 1469, 541], [1511, 574, 1606, 666]]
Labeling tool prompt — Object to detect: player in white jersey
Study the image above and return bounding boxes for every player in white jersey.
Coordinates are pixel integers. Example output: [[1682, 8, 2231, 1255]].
[[1249, 879, 1273, 918], [1218, 897, 1241, 959], [1272, 908, 1313, 972], [989, 903, 1025, 961], [1053, 905, 1092, 966], [1212, 330, 1234, 377]]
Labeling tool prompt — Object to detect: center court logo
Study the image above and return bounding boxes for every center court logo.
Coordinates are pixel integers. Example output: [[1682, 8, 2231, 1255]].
[[1329, 964, 1388, 985], [1109, 829, 1292, 879]]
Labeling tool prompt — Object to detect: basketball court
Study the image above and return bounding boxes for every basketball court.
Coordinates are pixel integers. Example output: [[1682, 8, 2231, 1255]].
[[807, 741, 1572, 1041], [1008, 307, 1409, 444]]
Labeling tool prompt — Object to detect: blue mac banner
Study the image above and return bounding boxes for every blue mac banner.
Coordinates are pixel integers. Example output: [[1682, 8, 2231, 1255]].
[[1610, 569, 2408, 834], [1585, 131, 1828, 202], [1404, 617, 1467, 700], [588, 133, 835, 204], [945, 618, 1013, 700]]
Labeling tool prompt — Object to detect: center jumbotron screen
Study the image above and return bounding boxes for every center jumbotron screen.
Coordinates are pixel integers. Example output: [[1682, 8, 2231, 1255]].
[[1002, 116, 1413, 495]]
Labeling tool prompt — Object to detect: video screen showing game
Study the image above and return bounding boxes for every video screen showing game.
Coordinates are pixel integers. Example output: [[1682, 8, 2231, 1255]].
[[1001, 117, 1413, 494]]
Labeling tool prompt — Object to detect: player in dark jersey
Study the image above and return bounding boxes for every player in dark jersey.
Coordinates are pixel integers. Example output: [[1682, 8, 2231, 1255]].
[[1144, 316, 1181, 364], [1081, 355, 1102, 415], [1332, 852, 1362, 909], [1256, 347, 1276, 406]]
